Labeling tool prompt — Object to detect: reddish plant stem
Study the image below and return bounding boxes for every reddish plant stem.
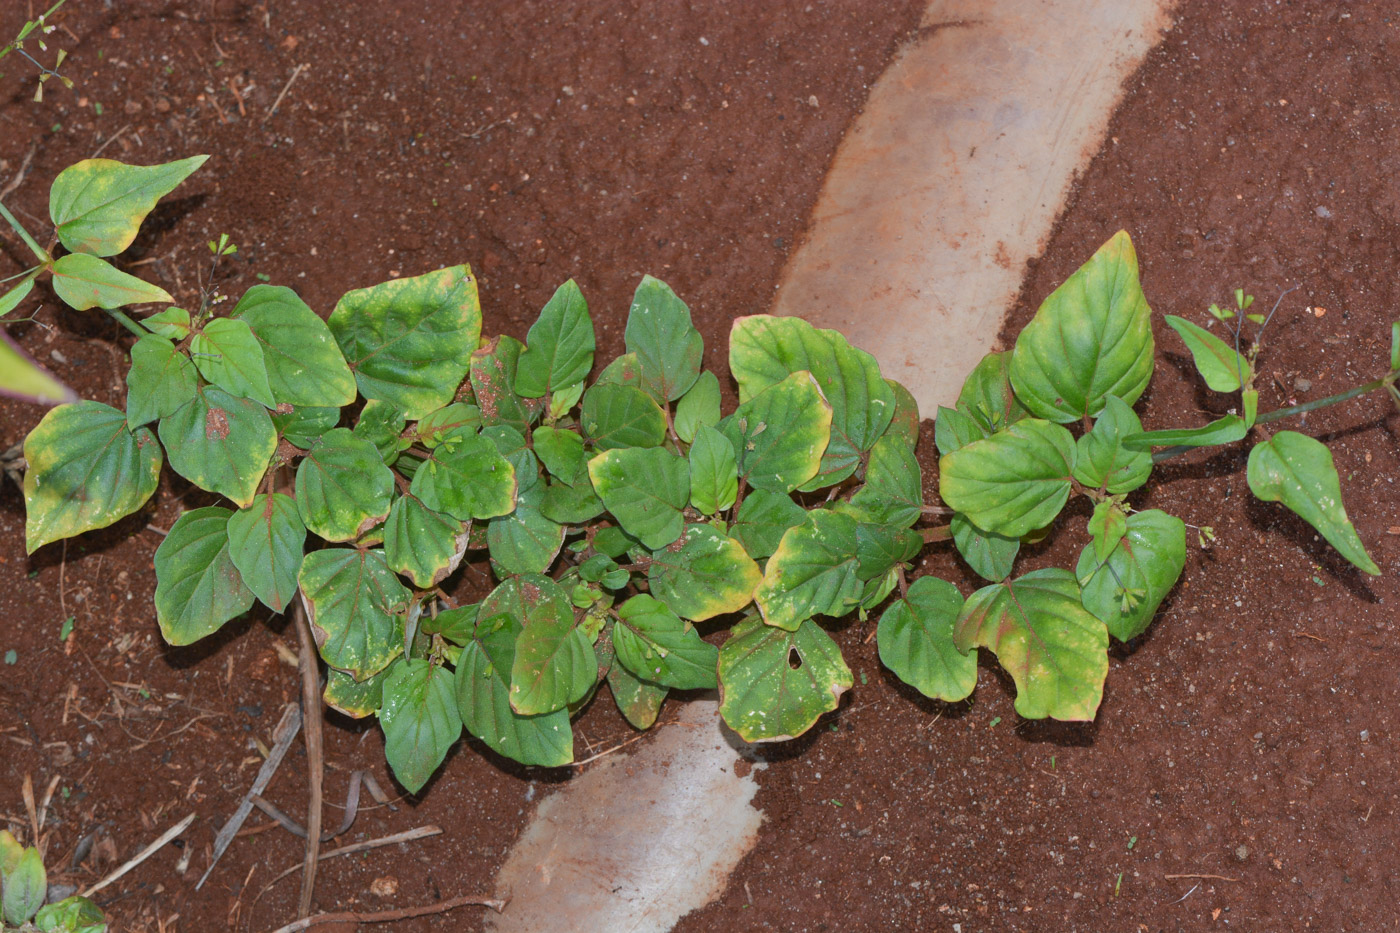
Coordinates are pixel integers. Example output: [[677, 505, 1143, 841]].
[[292, 597, 323, 918]]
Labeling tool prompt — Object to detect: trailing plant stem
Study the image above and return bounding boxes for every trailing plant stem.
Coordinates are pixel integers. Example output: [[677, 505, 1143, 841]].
[[105, 308, 150, 338], [0, 201, 50, 263]]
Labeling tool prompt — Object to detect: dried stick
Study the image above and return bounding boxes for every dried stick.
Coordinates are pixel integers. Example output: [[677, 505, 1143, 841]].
[[292, 598, 324, 919], [1164, 873, 1240, 882], [263, 63, 306, 123], [81, 813, 196, 897], [266, 892, 507, 932], [197, 703, 301, 890], [259, 825, 443, 893]]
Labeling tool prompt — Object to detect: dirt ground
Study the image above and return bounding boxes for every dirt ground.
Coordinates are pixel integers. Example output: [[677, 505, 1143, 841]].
[[2, 1, 1399, 931]]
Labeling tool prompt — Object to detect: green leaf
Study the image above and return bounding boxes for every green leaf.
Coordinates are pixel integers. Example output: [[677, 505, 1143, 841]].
[[1076, 509, 1186, 640], [49, 155, 207, 257], [295, 428, 394, 541], [729, 489, 807, 559], [0, 277, 34, 318], [273, 405, 341, 449], [515, 279, 595, 397], [329, 265, 481, 419], [953, 568, 1108, 720], [688, 423, 738, 515], [190, 317, 275, 408], [647, 523, 763, 621], [593, 350, 645, 388], [860, 566, 900, 611], [0, 831, 20, 876], [532, 425, 587, 484], [588, 447, 689, 549], [415, 402, 482, 448], [422, 604, 479, 645], [950, 514, 1019, 583], [380, 659, 462, 794], [456, 612, 573, 765], [1164, 314, 1249, 393], [487, 483, 564, 576], [299, 548, 409, 679], [324, 666, 387, 719], [1087, 500, 1128, 564], [607, 662, 669, 730], [674, 369, 721, 443], [51, 253, 172, 311], [877, 576, 975, 702], [719, 370, 833, 493], [2, 845, 45, 927], [485, 574, 595, 714], [24, 401, 162, 553], [729, 315, 893, 487], [232, 284, 357, 407], [153, 507, 254, 645], [883, 378, 921, 449], [613, 594, 719, 689], [718, 616, 852, 742], [126, 334, 197, 428], [854, 523, 921, 581], [409, 430, 517, 521], [541, 478, 605, 524], [624, 275, 704, 402], [1073, 395, 1152, 493], [844, 433, 923, 528], [937, 419, 1076, 538], [581, 382, 667, 450], [226, 493, 305, 612], [471, 335, 543, 432], [956, 350, 1029, 433], [384, 495, 468, 588], [755, 510, 862, 630], [1122, 414, 1247, 451], [933, 405, 987, 457], [1009, 231, 1154, 423], [159, 386, 276, 508], [33, 895, 106, 933], [353, 399, 407, 464], [141, 306, 191, 340], [1243, 388, 1259, 430], [1247, 430, 1380, 575]]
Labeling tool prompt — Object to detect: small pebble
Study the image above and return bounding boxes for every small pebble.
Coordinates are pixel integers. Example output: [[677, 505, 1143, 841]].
[[1315, 205, 1332, 218], [1294, 377, 1312, 392], [1235, 845, 1249, 862]]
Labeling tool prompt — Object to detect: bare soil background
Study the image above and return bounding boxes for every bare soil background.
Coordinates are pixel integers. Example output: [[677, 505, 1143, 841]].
[[2, 2, 1398, 932]]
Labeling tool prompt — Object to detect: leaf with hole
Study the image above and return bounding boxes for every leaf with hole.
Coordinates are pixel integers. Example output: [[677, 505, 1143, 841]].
[[625, 275, 704, 402], [299, 547, 409, 680], [718, 616, 852, 742], [329, 265, 480, 419], [1076, 508, 1186, 640], [380, 658, 462, 794], [1010, 231, 1154, 423], [954, 568, 1107, 720], [515, 279, 595, 397], [877, 576, 975, 702], [588, 447, 689, 549], [154, 507, 254, 645], [938, 418, 1076, 538], [613, 594, 719, 690], [159, 386, 276, 508], [232, 284, 357, 408], [755, 510, 863, 630], [226, 493, 305, 613], [295, 428, 394, 541], [23, 401, 162, 552], [647, 523, 763, 621], [51, 253, 172, 311], [49, 155, 208, 256], [1246, 430, 1379, 575]]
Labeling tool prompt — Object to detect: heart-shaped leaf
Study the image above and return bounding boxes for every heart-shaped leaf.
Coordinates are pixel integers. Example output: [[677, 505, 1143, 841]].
[[485, 574, 595, 715], [688, 423, 738, 515], [581, 382, 667, 450], [1164, 314, 1249, 393], [515, 279, 595, 397], [532, 424, 587, 484], [380, 658, 462, 794], [843, 432, 922, 528], [232, 284, 357, 408], [487, 483, 564, 577], [1073, 395, 1152, 492], [1010, 231, 1154, 423], [1247, 430, 1379, 575], [324, 665, 388, 719], [956, 350, 1030, 433], [126, 334, 197, 428], [624, 275, 704, 402], [299, 547, 409, 679], [226, 493, 306, 612], [384, 495, 468, 588], [409, 430, 517, 521], [159, 386, 276, 508], [877, 576, 975, 701], [1076, 508, 1186, 640], [613, 594, 719, 690], [329, 265, 481, 419], [23, 401, 162, 552], [295, 428, 394, 541], [353, 399, 408, 464], [938, 418, 1076, 538], [674, 369, 721, 443], [607, 661, 669, 730], [49, 155, 207, 256], [273, 405, 341, 449], [719, 370, 833, 494], [718, 616, 852, 742], [954, 568, 1107, 720], [647, 523, 762, 621], [588, 447, 689, 549], [755, 510, 862, 630], [729, 489, 807, 560], [154, 506, 254, 645], [51, 252, 172, 310], [190, 317, 275, 408], [415, 402, 482, 448], [455, 612, 573, 766], [950, 514, 1019, 583]]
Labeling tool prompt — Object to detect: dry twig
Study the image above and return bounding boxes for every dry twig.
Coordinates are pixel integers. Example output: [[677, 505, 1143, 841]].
[[81, 812, 196, 897], [264, 63, 306, 123], [292, 598, 323, 919], [266, 892, 506, 933]]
